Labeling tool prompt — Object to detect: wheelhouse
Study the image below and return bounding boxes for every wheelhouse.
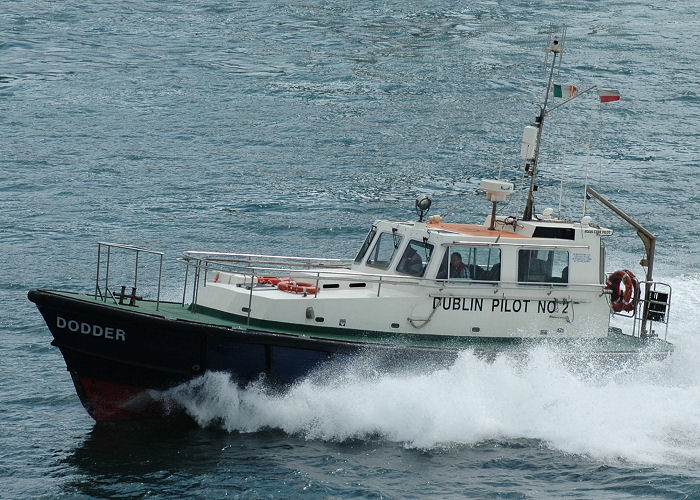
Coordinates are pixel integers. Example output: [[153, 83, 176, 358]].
[[350, 215, 610, 288]]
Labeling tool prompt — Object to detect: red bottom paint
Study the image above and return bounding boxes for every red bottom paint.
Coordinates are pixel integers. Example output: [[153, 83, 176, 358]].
[[72, 374, 168, 422]]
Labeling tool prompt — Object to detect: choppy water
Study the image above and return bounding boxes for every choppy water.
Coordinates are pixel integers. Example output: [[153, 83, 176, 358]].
[[2, 1, 700, 498]]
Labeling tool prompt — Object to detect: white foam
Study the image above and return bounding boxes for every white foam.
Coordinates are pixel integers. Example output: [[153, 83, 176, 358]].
[[162, 272, 700, 466]]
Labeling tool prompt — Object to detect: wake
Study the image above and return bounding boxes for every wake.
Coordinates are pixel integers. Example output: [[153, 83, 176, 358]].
[[161, 273, 700, 466]]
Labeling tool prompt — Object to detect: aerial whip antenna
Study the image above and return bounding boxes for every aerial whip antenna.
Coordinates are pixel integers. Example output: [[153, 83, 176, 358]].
[[557, 26, 567, 75], [543, 27, 553, 72]]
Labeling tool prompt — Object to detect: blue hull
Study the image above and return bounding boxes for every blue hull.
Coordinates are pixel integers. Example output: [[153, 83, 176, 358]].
[[28, 289, 458, 421]]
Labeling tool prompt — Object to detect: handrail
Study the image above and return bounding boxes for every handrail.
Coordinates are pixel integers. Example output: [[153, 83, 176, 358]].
[[177, 253, 605, 296], [95, 242, 164, 311], [177, 256, 423, 285], [180, 252, 352, 275], [193, 258, 349, 269], [607, 278, 671, 340], [183, 250, 349, 264], [446, 241, 590, 250], [99, 241, 165, 256]]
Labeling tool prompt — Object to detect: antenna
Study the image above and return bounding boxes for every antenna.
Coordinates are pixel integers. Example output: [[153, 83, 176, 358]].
[[582, 121, 594, 216], [497, 142, 505, 179], [558, 136, 568, 219], [543, 27, 553, 72], [557, 26, 567, 74]]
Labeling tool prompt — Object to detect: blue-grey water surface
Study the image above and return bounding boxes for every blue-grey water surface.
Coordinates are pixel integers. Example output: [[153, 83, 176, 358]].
[[2, 1, 700, 498]]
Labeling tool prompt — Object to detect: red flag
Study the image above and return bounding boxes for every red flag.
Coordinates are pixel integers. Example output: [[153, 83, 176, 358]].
[[597, 89, 620, 103]]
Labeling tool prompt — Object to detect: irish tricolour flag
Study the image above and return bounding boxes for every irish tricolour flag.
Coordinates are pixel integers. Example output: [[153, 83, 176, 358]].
[[597, 89, 621, 102], [553, 84, 577, 98]]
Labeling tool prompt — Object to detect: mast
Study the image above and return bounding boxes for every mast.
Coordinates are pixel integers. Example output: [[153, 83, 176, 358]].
[[522, 35, 563, 221]]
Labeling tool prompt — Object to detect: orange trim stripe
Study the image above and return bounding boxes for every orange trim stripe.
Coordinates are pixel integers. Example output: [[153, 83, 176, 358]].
[[427, 222, 529, 238]]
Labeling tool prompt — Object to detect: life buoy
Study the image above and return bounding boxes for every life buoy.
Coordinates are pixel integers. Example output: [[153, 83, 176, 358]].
[[257, 276, 287, 286], [605, 269, 639, 313], [278, 280, 317, 295]]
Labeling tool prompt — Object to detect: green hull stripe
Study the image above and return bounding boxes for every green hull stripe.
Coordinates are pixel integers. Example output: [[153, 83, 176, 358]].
[[45, 290, 673, 354]]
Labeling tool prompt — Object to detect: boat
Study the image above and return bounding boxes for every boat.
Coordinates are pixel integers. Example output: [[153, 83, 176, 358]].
[[28, 34, 673, 422]]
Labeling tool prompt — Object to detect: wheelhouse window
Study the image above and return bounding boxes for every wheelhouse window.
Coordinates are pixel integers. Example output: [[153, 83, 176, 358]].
[[396, 239, 434, 277], [354, 226, 377, 263], [436, 246, 501, 281], [518, 249, 569, 283], [366, 231, 403, 269]]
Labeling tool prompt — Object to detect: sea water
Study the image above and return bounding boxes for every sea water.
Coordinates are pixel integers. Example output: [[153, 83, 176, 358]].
[[2, 0, 699, 498]]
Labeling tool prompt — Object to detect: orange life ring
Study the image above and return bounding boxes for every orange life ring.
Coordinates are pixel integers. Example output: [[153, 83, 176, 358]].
[[278, 280, 317, 295], [605, 269, 639, 313], [257, 276, 289, 286]]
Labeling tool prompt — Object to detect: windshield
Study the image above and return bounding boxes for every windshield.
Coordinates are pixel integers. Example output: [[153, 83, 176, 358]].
[[354, 226, 377, 263]]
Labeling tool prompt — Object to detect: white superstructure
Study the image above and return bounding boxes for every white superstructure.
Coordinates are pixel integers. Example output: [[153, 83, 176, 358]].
[[193, 205, 633, 340]]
